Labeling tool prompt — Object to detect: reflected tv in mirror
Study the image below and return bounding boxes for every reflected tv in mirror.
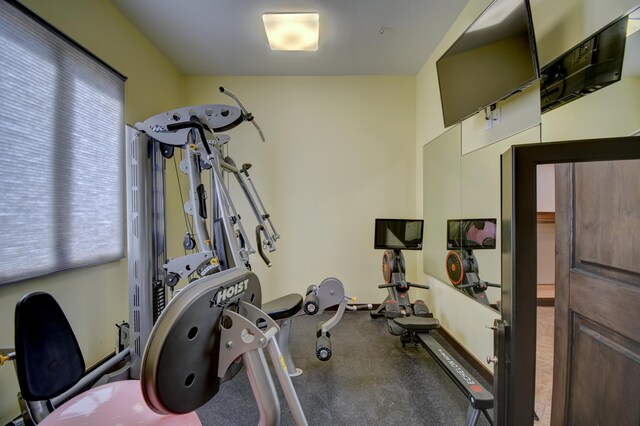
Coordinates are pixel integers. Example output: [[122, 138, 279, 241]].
[[374, 219, 424, 250], [437, 0, 539, 127], [447, 219, 497, 250], [540, 13, 628, 113]]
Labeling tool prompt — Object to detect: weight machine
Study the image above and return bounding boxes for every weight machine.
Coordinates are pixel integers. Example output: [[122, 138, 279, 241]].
[[7, 269, 309, 426], [126, 86, 354, 378], [2, 88, 351, 425]]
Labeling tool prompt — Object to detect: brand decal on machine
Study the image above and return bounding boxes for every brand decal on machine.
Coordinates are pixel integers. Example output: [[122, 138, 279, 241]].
[[210, 279, 249, 306], [436, 348, 476, 385]]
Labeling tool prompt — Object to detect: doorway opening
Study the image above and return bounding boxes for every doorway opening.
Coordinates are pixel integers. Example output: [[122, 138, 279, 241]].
[[534, 164, 555, 425]]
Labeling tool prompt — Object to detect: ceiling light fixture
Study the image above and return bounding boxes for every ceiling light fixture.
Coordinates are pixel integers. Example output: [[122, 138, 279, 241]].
[[262, 12, 319, 51], [627, 16, 640, 37]]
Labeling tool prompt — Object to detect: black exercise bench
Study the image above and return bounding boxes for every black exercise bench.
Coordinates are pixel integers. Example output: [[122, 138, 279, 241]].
[[393, 316, 494, 426]]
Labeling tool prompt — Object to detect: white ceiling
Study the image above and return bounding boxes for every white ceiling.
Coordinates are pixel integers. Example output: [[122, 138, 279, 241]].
[[109, 0, 470, 76]]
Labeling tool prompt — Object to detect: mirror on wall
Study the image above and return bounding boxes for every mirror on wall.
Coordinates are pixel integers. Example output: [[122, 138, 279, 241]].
[[423, 4, 640, 312], [459, 126, 541, 311], [423, 125, 461, 287], [422, 106, 541, 313]]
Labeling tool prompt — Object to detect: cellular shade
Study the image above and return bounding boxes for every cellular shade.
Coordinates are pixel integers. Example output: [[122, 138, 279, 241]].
[[0, 0, 126, 285]]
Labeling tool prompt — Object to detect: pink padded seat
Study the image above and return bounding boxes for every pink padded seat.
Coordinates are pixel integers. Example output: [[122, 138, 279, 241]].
[[38, 380, 201, 426]]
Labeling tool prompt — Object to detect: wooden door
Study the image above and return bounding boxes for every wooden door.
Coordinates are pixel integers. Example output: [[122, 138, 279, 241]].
[[552, 160, 640, 425]]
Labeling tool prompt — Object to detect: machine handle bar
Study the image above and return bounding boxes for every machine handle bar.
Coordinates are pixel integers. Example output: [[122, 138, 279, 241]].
[[456, 282, 479, 289], [378, 282, 430, 290], [456, 281, 500, 290], [219, 86, 266, 142], [408, 282, 430, 290], [255, 225, 272, 267]]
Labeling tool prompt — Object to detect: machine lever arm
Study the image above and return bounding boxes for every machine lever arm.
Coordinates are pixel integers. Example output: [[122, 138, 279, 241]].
[[237, 160, 279, 241], [225, 156, 278, 249], [255, 225, 272, 267], [219, 86, 266, 142]]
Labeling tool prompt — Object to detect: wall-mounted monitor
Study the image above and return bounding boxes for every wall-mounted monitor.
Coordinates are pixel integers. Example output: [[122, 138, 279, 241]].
[[447, 218, 497, 250], [540, 13, 627, 113], [374, 219, 424, 250], [436, 0, 540, 127]]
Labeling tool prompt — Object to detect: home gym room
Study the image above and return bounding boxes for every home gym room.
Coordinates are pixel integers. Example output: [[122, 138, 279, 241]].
[[1, 0, 639, 425]]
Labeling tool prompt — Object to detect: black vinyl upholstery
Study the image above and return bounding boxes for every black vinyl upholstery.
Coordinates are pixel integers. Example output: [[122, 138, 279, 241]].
[[262, 293, 303, 320], [393, 316, 440, 332], [15, 292, 85, 401]]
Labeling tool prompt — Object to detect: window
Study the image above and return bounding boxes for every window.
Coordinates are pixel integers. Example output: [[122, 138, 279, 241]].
[[0, 0, 127, 285]]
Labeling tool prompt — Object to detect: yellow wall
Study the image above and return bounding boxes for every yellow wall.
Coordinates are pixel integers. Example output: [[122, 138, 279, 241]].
[[2, 0, 637, 422], [183, 76, 417, 303], [0, 0, 183, 422]]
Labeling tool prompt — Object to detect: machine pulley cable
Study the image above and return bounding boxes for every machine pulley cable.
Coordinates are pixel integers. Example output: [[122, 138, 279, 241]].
[[171, 151, 194, 254]]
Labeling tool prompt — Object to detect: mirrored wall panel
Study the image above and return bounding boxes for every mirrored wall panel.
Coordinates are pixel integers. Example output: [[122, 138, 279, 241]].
[[422, 3, 639, 313], [423, 126, 461, 286], [459, 126, 541, 311]]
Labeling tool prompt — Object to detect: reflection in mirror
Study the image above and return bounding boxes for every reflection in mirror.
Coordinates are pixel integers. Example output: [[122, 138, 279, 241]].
[[540, 4, 640, 141], [459, 126, 541, 311], [422, 125, 461, 287], [444, 218, 501, 309], [425, 4, 639, 316]]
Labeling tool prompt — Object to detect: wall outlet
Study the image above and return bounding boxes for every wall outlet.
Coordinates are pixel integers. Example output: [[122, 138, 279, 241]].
[[492, 107, 501, 126]]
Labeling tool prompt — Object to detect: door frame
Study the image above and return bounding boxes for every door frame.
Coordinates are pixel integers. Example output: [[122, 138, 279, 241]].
[[497, 135, 640, 425]]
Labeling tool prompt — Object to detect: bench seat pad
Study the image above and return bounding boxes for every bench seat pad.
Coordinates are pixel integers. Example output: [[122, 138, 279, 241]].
[[262, 293, 303, 320], [393, 316, 441, 332]]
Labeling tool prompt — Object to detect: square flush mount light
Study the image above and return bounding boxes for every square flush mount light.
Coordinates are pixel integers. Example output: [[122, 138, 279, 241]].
[[628, 14, 640, 37], [262, 12, 319, 51]]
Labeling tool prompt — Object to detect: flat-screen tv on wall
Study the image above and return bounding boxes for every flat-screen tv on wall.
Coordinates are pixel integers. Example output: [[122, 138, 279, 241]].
[[540, 14, 628, 113], [374, 219, 424, 250], [437, 0, 540, 127]]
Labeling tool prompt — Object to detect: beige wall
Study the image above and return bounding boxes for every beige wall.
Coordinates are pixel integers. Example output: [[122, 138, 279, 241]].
[[0, 0, 183, 422], [183, 76, 417, 303], [2, 0, 637, 421]]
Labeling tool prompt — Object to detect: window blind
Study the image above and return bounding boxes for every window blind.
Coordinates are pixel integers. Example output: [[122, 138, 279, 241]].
[[0, 0, 127, 285]]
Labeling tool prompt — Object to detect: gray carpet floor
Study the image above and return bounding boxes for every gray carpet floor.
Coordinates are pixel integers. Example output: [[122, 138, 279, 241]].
[[196, 311, 493, 425]]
